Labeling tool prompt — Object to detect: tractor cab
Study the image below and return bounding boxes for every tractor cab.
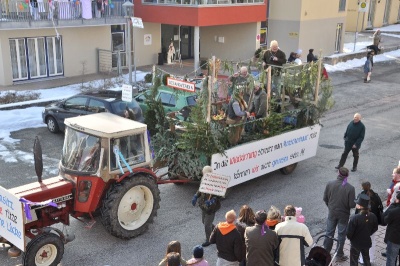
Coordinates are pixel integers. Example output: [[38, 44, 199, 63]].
[[61, 112, 152, 181]]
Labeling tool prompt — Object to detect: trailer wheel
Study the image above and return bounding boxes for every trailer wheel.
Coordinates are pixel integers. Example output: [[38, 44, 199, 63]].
[[279, 163, 298, 175], [22, 233, 64, 266], [101, 174, 160, 239]]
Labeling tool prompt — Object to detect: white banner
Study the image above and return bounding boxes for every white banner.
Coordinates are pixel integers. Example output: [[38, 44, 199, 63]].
[[122, 84, 132, 102], [211, 125, 321, 187], [199, 173, 231, 197], [0, 186, 25, 251]]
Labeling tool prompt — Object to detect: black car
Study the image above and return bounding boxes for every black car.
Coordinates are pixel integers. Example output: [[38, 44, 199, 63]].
[[42, 90, 144, 133]]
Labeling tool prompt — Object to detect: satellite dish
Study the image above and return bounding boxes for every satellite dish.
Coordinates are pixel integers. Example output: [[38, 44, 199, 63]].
[[33, 136, 43, 183]]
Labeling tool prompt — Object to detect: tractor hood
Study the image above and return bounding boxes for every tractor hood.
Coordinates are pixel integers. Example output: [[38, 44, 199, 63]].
[[9, 176, 74, 204]]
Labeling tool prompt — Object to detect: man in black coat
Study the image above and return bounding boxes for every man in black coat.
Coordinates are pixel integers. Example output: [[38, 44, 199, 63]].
[[383, 192, 400, 265], [262, 40, 286, 98], [335, 113, 366, 172], [307, 49, 318, 63], [323, 167, 356, 262], [210, 210, 243, 264], [346, 194, 378, 266]]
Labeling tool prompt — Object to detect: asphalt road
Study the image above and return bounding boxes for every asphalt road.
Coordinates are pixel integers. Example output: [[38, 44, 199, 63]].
[[1, 59, 400, 265]]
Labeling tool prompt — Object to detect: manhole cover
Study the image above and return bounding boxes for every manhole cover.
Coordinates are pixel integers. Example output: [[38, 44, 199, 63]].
[[319, 144, 342, 149]]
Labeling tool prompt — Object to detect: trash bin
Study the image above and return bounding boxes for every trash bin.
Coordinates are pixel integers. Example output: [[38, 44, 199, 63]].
[[158, 53, 164, 65]]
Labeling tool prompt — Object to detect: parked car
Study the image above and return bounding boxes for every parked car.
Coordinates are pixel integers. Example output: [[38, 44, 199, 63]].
[[134, 85, 198, 114], [42, 90, 144, 133]]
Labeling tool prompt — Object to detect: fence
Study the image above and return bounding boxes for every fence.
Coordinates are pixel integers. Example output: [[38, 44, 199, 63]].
[[97, 48, 134, 75]]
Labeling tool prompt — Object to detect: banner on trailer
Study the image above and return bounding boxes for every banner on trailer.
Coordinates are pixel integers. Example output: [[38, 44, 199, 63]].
[[0, 186, 25, 251], [211, 125, 321, 187]]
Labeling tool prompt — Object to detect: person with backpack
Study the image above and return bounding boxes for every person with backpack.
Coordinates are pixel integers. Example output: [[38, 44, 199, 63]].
[[356, 181, 384, 264]]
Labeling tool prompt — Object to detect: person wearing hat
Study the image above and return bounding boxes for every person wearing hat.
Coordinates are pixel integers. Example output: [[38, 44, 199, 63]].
[[383, 191, 400, 265], [226, 85, 250, 145], [210, 210, 243, 265], [294, 49, 303, 65], [307, 49, 318, 63], [186, 245, 210, 266], [249, 81, 267, 120], [346, 194, 378, 266], [245, 210, 279, 266], [323, 167, 356, 262], [191, 166, 221, 247], [335, 113, 366, 172]]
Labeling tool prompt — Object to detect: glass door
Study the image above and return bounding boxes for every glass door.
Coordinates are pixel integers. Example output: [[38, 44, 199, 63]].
[[9, 39, 28, 81], [334, 23, 343, 53], [27, 37, 47, 79], [47, 36, 64, 76], [383, 0, 391, 25]]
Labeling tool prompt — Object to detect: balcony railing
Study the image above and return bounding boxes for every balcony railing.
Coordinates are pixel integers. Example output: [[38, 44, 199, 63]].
[[142, 0, 264, 5], [0, 1, 124, 23]]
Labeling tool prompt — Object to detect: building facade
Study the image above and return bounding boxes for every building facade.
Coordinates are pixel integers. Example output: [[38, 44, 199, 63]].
[[346, 0, 400, 32], [267, 0, 347, 58]]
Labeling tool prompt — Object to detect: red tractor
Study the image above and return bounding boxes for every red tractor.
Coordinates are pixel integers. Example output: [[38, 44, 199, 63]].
[[0, 112, 161, 265]]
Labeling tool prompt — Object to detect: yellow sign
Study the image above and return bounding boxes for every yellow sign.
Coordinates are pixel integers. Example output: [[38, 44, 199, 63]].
[[359, 1, 368, 12], [288, 32, 299, 38]]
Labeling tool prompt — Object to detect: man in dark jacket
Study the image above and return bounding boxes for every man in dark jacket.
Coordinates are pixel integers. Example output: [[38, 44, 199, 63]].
[[383, 192, 400, 265], [249, 81, 267, 119], [210, 210, 243, 265], [323, 167, 356, 261], [192, 166, 221, 247], [262, 40, 286, 98], [245, 211, 279, 266], [346, 194, 378, 266], [307, 49, 318, 63], [335, 113, 366, 172]]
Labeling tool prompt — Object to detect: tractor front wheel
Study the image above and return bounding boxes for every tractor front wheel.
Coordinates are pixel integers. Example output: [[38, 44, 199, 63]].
[[279, 163, 298, 175], [22, 233, 64, 266], [101, 174, 160, 239]]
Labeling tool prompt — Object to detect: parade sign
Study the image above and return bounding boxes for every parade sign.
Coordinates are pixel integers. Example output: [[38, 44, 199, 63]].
[[167, 77, 196, 92], [199, 173, 231, 197], [0, 186, 25, 251], [131, 17, 144, 28], [211, 125, 321, 187], [122, 84, 132, 102]]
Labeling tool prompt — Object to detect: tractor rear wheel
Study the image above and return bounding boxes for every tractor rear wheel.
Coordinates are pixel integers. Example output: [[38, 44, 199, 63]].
[[22, 233, 64, 266], [100, 174, 160, 239], [279, 163, 298, 175]]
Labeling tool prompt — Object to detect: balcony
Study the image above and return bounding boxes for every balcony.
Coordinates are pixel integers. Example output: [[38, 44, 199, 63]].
[[0, 1, 126, 29], [141, 0, 263, 5]]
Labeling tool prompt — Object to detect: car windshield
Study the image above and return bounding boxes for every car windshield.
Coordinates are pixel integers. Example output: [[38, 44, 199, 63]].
[[61, 127, 101, 173], [111, 100, 141, 114]]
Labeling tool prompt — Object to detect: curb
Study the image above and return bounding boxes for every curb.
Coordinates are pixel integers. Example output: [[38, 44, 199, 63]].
[[324, 45, 400, 65]]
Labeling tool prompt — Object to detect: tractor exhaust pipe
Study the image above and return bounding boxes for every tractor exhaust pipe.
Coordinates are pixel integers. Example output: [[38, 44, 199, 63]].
[[33, 136, 43, 183]]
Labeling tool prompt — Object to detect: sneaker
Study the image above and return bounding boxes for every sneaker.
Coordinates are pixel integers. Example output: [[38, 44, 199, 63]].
[[201, 241, 211, 247], [351, 167, 357, 172], [335, 255, 348, 261]]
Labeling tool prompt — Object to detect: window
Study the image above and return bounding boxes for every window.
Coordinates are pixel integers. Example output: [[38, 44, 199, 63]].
[[339, 0, 346, 11], [158, 92, 175, 106], [64, 97, 88, 110], [9, 36, 63, 81], [186, 95, 197, 106], [260, 21, 267, 45], [111, 134, 146, 170], [88, 99, 107, 113]]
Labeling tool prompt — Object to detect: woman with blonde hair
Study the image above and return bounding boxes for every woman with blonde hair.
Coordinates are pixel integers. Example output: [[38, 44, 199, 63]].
[[159, 240, 187, 266], [266, 205, 282, 230]]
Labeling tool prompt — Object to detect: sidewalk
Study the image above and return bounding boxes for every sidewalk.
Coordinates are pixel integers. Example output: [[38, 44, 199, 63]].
[[306, 226, 387, 265]]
